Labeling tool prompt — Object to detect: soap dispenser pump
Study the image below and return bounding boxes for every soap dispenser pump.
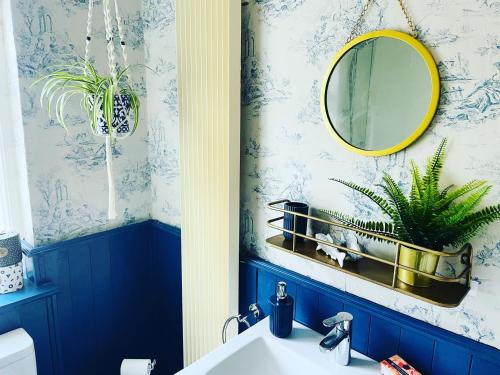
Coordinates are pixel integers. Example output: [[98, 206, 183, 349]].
[[269, 281, 294, 338]]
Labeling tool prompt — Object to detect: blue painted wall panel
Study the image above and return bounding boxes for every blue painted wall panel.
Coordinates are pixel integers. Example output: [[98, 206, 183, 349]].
[[0, 310, 20, 332], [150, 222, 183, 375], [399, 327, 435, 374], [433, 341, 472, 375], [0, 221, 183, 375], [368, 316, 401, 361], [239, 262, 257, 314], [67, 242, 96, 375], [470, 357, 500, 374], [239, 262, 257, 332], [89, 237, 114, 375], [344, 302, 370, 354], [317, 293, 343, 335], [295, 286, 319, 331], [257, 269, 277, 317]]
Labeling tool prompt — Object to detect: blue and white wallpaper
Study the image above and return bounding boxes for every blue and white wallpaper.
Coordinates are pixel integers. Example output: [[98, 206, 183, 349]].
[[240, 0, 500, 349], [9, 0, 500, 350], [11, 0, 181, 245], [143, 0, 181, 228]]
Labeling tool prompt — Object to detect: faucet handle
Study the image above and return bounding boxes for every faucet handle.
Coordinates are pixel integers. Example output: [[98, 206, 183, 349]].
[[323, 312, 353, 328], [248, 303, 262, 320]]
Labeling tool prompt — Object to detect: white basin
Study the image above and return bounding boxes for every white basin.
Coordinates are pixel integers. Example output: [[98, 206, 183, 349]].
[[177, 318, 379, 374]]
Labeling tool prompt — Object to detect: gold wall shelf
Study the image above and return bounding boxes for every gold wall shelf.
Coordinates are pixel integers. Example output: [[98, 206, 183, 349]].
[[266, 199, 472, 307]]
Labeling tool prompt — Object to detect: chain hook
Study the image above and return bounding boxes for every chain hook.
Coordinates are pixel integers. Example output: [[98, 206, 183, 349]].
[[346, 0, 418, 43]]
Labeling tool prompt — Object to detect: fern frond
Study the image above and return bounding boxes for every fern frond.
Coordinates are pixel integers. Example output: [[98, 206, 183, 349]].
[[439, 184, 454, 199], [435, 185, 491, 226], [330, 178, 395, 217], [321, 210, 395, 242], [436, 180, 487, 211], [448, 205, 500, 247], [426, 138, 447, 181], [409, 161, 424, 203]]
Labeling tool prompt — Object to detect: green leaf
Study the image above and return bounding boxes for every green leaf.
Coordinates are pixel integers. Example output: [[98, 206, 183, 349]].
[[321, 209, 395, 242], [330, 178, 396, 217]]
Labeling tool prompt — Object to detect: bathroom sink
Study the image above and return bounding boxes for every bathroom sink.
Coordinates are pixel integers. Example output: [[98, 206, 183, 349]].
[[177, 318, 379, 374]]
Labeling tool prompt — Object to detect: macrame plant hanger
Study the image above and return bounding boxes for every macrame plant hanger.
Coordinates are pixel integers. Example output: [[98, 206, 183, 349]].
[[85, 0, 134, 220]]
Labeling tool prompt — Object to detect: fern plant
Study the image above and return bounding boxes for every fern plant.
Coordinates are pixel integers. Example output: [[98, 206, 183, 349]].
[[323, 139, 500, 250], [33, 60, 140, 135]]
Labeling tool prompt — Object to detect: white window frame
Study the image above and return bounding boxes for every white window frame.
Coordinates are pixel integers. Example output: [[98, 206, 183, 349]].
[[0, 0, 33, 243]]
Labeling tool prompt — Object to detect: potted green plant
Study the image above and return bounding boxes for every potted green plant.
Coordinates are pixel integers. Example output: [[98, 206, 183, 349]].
[[323, 139, 500, 287], [33, 60, 140, 136]]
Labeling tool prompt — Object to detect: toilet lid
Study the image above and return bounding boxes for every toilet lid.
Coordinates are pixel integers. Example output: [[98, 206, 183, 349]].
[[0, 328, 35, 368]]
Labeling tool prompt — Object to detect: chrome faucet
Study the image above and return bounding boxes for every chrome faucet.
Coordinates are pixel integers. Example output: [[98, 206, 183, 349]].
[[319, 312, 353, 366], [222, 303, 262, 344]]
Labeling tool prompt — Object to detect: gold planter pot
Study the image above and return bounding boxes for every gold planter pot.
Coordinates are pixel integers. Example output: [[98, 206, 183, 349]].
[[397, 245, 439, 287]]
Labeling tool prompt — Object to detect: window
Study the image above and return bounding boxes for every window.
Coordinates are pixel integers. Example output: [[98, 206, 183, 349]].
[[0, 0, 33, 243]]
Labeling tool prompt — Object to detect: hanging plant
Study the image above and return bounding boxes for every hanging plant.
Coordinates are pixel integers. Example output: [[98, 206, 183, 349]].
[[32, 0, 141, 220], [33, 60, 140, 136]]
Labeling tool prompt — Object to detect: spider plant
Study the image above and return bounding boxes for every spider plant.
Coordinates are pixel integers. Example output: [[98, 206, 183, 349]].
[[33, 59, 139, 135], [323, 139, 500, 286]]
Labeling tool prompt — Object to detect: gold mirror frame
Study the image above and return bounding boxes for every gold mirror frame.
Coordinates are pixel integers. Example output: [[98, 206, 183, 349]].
[[321, 30, 440, 157]]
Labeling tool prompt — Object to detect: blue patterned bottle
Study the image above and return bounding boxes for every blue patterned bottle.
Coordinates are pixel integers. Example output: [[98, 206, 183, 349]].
[[269, 281, 294, 338]]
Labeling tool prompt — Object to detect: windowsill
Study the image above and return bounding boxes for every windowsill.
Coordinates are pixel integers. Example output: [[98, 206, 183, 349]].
[[0, 279, 57, 311]]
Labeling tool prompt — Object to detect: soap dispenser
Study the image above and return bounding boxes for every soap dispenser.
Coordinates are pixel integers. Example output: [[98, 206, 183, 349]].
[[269, 281, 294, 338]]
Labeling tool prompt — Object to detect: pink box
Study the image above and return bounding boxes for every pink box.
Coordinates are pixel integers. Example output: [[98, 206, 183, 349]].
[[380, 355, 422, 375]]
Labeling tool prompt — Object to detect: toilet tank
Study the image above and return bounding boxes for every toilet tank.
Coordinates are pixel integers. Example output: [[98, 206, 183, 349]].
[[0, 328, 37, 375]]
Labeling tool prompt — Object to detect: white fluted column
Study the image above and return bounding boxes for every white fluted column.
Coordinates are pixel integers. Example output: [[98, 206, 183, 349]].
[[176, 0, 241, 366]]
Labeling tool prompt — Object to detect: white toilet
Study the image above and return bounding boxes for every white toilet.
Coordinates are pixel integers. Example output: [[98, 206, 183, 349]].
[[0, 328, 37, 375]]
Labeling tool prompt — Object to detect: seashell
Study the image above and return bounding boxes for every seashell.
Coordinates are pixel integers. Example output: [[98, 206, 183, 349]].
[[344, 231, 365, 261], [315, 233, 347, 268]]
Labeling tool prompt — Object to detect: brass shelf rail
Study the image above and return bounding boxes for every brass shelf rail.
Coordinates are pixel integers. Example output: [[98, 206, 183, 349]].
[[266, 199, 472, 307]]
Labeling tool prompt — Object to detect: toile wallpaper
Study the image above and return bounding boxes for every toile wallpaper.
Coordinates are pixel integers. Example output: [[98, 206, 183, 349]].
[[240, 0, 500, 349], [143, 0, 181, 228], [10, 0, 181, 245], [9, 0, 500, 350]]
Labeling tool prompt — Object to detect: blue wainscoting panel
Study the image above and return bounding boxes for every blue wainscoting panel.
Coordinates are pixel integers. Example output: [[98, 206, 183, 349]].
[[239, 262, 257, 333], [367, 316, 401, 361], [150, 221, 184, 375], [239, 261, 257, 315], [470, 356, 500, 374], [240, 258, 500, 375], [316, 293, 343, 335], [399, 327, 435, 375], [433, 341, 472, 375], [256, 269, 277, 317], [15, 220, 184, 375], [344, 302, 371, 354], [295, 286, 319, 331]]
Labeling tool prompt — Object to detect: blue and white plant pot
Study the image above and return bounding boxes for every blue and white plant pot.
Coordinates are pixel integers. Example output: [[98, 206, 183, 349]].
[[88, 94, 132, 137], [0, 262, 23, 294]]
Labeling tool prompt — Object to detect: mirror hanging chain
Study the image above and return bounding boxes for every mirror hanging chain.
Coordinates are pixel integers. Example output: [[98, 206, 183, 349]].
[[347, 0, 418, 43]]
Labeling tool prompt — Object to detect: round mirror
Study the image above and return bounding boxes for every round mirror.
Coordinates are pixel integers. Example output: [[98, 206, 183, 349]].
[[321, 30, 440, 156]]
